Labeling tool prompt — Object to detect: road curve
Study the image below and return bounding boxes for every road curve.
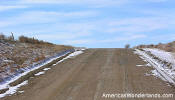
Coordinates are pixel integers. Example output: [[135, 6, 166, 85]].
[[2, 49, 175, 100]]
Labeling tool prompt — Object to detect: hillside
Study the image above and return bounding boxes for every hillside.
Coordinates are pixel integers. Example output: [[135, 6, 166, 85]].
[[134, 41, 175, 88], [0, 34, 72, 82], [135, 41, 175, 52]]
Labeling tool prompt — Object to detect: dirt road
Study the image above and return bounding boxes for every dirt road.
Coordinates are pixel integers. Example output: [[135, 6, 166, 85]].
[[2, 49, 175, 100]]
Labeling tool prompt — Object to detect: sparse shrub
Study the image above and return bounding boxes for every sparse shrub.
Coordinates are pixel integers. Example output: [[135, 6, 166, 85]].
[[125, 44, 130, 49], [167, 43, 173, 47], [34, 55, 45, 62], [0, 32, 53, 45], [40, 55, 46, 60], [150, 44, 154, 48], [12, 57, 27, 65], [0, 33, 5, 40], [18, 35, 52, 45], [0, 33, 15, 42], [34, 57, 40, 62], [7, 36, 14, 41], [166, 48, 172, 52], [19, 35, 33, 43]]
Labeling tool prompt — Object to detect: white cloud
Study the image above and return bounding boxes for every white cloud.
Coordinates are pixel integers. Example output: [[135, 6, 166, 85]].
[[1, 14, 173, 45], [64, 34, 146, 45], [0, 10, 98, 28], [60, 11, 98, 17], [106, 17, 173, 33], [64, 39, 93, 44], [0, 5, 27, 11], [98, 34, 146, 43], [20, 0, 129, 7], [21, 10, 98, 18], [19, 0, 169, 7], [0, 21, 12, 28], [145, 0, 168, 2], [20, 0, 73, 4], [6, 21, 96, 42], [35, 31, 92, 40]]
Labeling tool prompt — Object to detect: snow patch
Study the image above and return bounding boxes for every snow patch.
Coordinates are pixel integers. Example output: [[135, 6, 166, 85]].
[[43, 68, 51, 71], [56, 50, 84, 64], [66, 51, 83, 58], [136, 63, 151, 67], [134, 49, 175, 85], [144, 73, 151, 76], [0, 80, 28, 98], [145, 63, 151, 67], [18, 91, 24, 93], [144, 48, 175, 67], [52, 64, 57, 66], [35, 71, 45, 76], [136, 65, 144, 67], [151, 70, 167, 81]]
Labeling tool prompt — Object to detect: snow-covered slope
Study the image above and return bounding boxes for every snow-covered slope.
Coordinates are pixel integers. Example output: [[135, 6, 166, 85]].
[[143, 48, 175, 69], [134, 48, 175, 85]]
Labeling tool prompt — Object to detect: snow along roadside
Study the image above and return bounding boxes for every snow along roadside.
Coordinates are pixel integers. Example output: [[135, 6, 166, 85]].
[[134, 49, 175, 85], [56, 50, 84, 64], [0, 81, 28, 98], [0, 50, 71, 90], [0, 49, 84, 98]]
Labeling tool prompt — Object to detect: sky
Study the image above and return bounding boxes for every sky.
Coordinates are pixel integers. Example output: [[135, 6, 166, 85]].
[[0, 0, 175, 48]]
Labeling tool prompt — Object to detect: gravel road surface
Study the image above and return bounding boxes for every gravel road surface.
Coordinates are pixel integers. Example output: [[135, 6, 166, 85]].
[[2, 49, 175, 100]]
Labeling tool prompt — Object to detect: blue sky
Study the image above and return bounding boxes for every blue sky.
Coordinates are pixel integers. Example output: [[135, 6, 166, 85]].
[[0, 0, 175, 48]]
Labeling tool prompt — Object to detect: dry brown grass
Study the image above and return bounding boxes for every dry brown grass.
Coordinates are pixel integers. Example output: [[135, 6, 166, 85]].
[[18, 35, 53, 45], [53, 45, 73, 52], [135, 41, 175, 52], [34, 55, 46, 62], [0, 33, 73, 82]]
